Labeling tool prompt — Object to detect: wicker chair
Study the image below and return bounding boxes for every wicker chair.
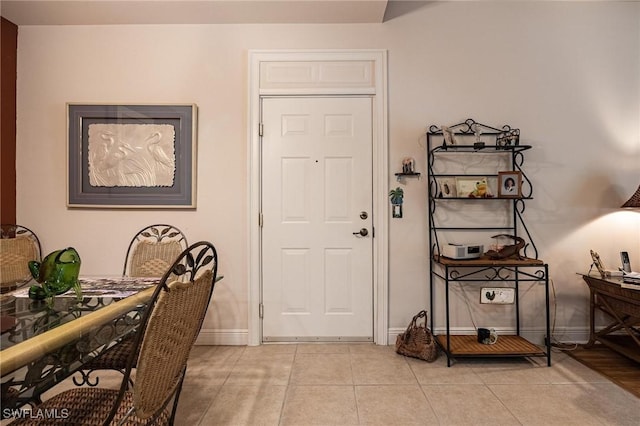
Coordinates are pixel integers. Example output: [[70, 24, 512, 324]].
[[0, 224, 41, 293], [122, 224, 188, 277], [73, 224, 188, 387], [12, 241, 219, 426]]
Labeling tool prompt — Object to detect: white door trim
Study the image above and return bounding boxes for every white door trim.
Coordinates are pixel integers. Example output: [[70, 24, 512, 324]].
[[247, 49, 389, 346]]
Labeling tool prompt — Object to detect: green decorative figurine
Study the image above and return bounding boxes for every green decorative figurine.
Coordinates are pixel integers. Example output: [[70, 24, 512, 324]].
[[28, 247, 82, 301]]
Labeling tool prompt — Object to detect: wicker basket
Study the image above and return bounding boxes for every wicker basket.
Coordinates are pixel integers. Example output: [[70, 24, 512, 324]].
[[395, 310, 438, 362]]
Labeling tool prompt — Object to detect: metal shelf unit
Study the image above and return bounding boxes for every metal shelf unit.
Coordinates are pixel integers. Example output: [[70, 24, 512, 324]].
[[427, 119, 551, 367]]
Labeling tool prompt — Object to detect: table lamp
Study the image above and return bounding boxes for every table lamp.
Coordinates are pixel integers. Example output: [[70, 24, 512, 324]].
[[621, 184, 640, 208]]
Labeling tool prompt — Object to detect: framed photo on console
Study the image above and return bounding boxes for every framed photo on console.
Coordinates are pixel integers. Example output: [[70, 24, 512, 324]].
[[590, 250, 607, 278], [498, 171, 522, 198]]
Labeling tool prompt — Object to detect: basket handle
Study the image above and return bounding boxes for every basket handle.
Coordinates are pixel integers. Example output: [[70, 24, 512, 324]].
[[402, 310, 428, 343]]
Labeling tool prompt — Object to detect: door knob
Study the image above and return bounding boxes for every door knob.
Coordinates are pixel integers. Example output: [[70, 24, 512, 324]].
[[353, 228, 369, 237]]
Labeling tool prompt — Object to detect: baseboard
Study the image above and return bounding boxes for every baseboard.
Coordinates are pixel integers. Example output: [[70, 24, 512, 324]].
[[388, 326, 591, 346], [195, 327, 590, 347], [194, 328, 248, 346]]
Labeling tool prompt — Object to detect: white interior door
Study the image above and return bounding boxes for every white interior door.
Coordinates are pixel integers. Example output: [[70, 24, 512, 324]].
[[261, 96, 373, 342]]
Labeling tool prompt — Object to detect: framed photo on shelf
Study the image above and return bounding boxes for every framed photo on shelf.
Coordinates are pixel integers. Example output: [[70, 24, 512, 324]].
[[496, 128, 520, 148], [498, 171, 522, 198], [67, 103, 197, 208], [438, 178, 457, 198], [442, 126, 457, 146]]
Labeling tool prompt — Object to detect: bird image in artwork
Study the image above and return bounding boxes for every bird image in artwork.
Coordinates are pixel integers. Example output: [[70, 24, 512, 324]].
[[88, 124, 177, 187], [90, 130, 146, 186], [96, 131, 136, 170], [144, 131, 174, 170]]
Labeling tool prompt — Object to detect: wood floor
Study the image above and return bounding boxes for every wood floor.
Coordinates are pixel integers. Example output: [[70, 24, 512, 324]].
[[564, 340, 640, 399]]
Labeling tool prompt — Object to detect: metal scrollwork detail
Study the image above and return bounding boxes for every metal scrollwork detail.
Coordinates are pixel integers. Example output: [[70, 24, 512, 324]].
[[2, 305, 142, 407]]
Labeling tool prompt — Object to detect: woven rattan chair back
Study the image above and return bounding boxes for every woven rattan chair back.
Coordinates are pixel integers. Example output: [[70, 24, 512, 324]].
[[107, 241, 218, 424], [71, 225, 187, 388], [123, 224, 187, 277], [0, 225, 41, 292]]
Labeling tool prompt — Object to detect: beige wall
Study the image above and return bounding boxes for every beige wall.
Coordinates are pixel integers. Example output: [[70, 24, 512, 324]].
[[15, 2, 640, 344]]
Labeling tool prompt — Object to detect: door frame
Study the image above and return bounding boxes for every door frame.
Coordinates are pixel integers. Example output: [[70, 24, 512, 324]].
[[247, 49, 389, 345]]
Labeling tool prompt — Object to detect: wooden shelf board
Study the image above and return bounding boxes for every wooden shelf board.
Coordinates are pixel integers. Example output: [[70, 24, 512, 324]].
[[433, 254, 544, 267], [436, 334, 545, 356]]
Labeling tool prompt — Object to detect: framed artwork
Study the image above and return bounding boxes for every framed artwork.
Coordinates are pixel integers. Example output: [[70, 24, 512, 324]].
[[67, 104, 197, 208], [455, 176, 492, 198], [497, 171, 522, 198]]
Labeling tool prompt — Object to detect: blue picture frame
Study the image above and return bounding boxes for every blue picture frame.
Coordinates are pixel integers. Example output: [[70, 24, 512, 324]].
[[67, 104, 197, 208]]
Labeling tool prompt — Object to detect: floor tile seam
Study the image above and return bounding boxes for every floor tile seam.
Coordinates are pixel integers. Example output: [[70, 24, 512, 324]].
[[345, 349, 357, 386], [286, 343, 298, 387], [192, 383, 225, 426], [276, 382, 291, 426], [483, 381, 525, 426], [286, 384, 355, 388], [218, 345, 246, 387], [419, 383, 491, 389], [278, 384, 360, 426], [416, 382, 445, 426], [352, 383, 424, 387], [484, 382, 581, 395], [351, 383, 361, 425], [470, 368, 553, 386], [546, 379, 612, 385], [419, 383, 525, 426], [349, 350, 420, 385]]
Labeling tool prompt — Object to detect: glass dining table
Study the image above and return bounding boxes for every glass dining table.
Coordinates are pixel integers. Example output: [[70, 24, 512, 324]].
[[0, 276, 160, 412]]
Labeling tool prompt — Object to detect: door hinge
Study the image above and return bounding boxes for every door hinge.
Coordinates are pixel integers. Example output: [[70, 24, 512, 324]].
[[259, 303, 264, 319], [372, 226, 375, 238], [259, 123, 264, 137], [259, 212, 263, 228]]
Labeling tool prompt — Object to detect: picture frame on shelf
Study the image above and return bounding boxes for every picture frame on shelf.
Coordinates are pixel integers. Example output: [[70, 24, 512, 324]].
[[455, 176, 493, 198], [438, 178, 457, 198], [496, 128, 520, 148], [498, 171, 522, 198], [442, 126, 457, 146], [590, 250, 606, 278], [67, 103, 197, 208]]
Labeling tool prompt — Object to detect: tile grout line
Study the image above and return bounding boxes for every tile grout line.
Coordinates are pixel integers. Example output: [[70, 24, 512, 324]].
[[276, 343, 298, 425], [349, 345, 361, 425], [194, 345, 245, 426]]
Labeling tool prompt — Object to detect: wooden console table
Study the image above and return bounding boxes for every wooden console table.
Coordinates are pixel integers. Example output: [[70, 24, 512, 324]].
[[582, 274, 640, 363]]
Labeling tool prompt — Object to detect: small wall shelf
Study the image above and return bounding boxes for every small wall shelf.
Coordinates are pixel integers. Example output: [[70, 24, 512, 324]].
[[394, 172, 421, 181]]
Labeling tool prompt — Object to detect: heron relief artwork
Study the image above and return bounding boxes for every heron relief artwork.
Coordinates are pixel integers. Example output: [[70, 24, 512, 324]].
[[87, 124, 176, 187]]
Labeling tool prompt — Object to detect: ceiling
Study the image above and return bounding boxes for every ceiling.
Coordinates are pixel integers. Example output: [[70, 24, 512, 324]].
[[1, 1, 634, 26], [0, 0, 397, 25]]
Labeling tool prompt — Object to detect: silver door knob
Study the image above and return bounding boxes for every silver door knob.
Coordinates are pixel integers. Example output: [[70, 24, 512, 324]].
[[353, 228, 369, 237]]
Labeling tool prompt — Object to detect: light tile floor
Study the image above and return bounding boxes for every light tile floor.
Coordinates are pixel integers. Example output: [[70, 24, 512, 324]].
[[25, 344, 640, 425], [174, 344, 640, 426]]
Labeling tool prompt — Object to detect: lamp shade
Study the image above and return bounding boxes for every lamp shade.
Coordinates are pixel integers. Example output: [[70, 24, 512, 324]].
[[621, 185, 640, 208]]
